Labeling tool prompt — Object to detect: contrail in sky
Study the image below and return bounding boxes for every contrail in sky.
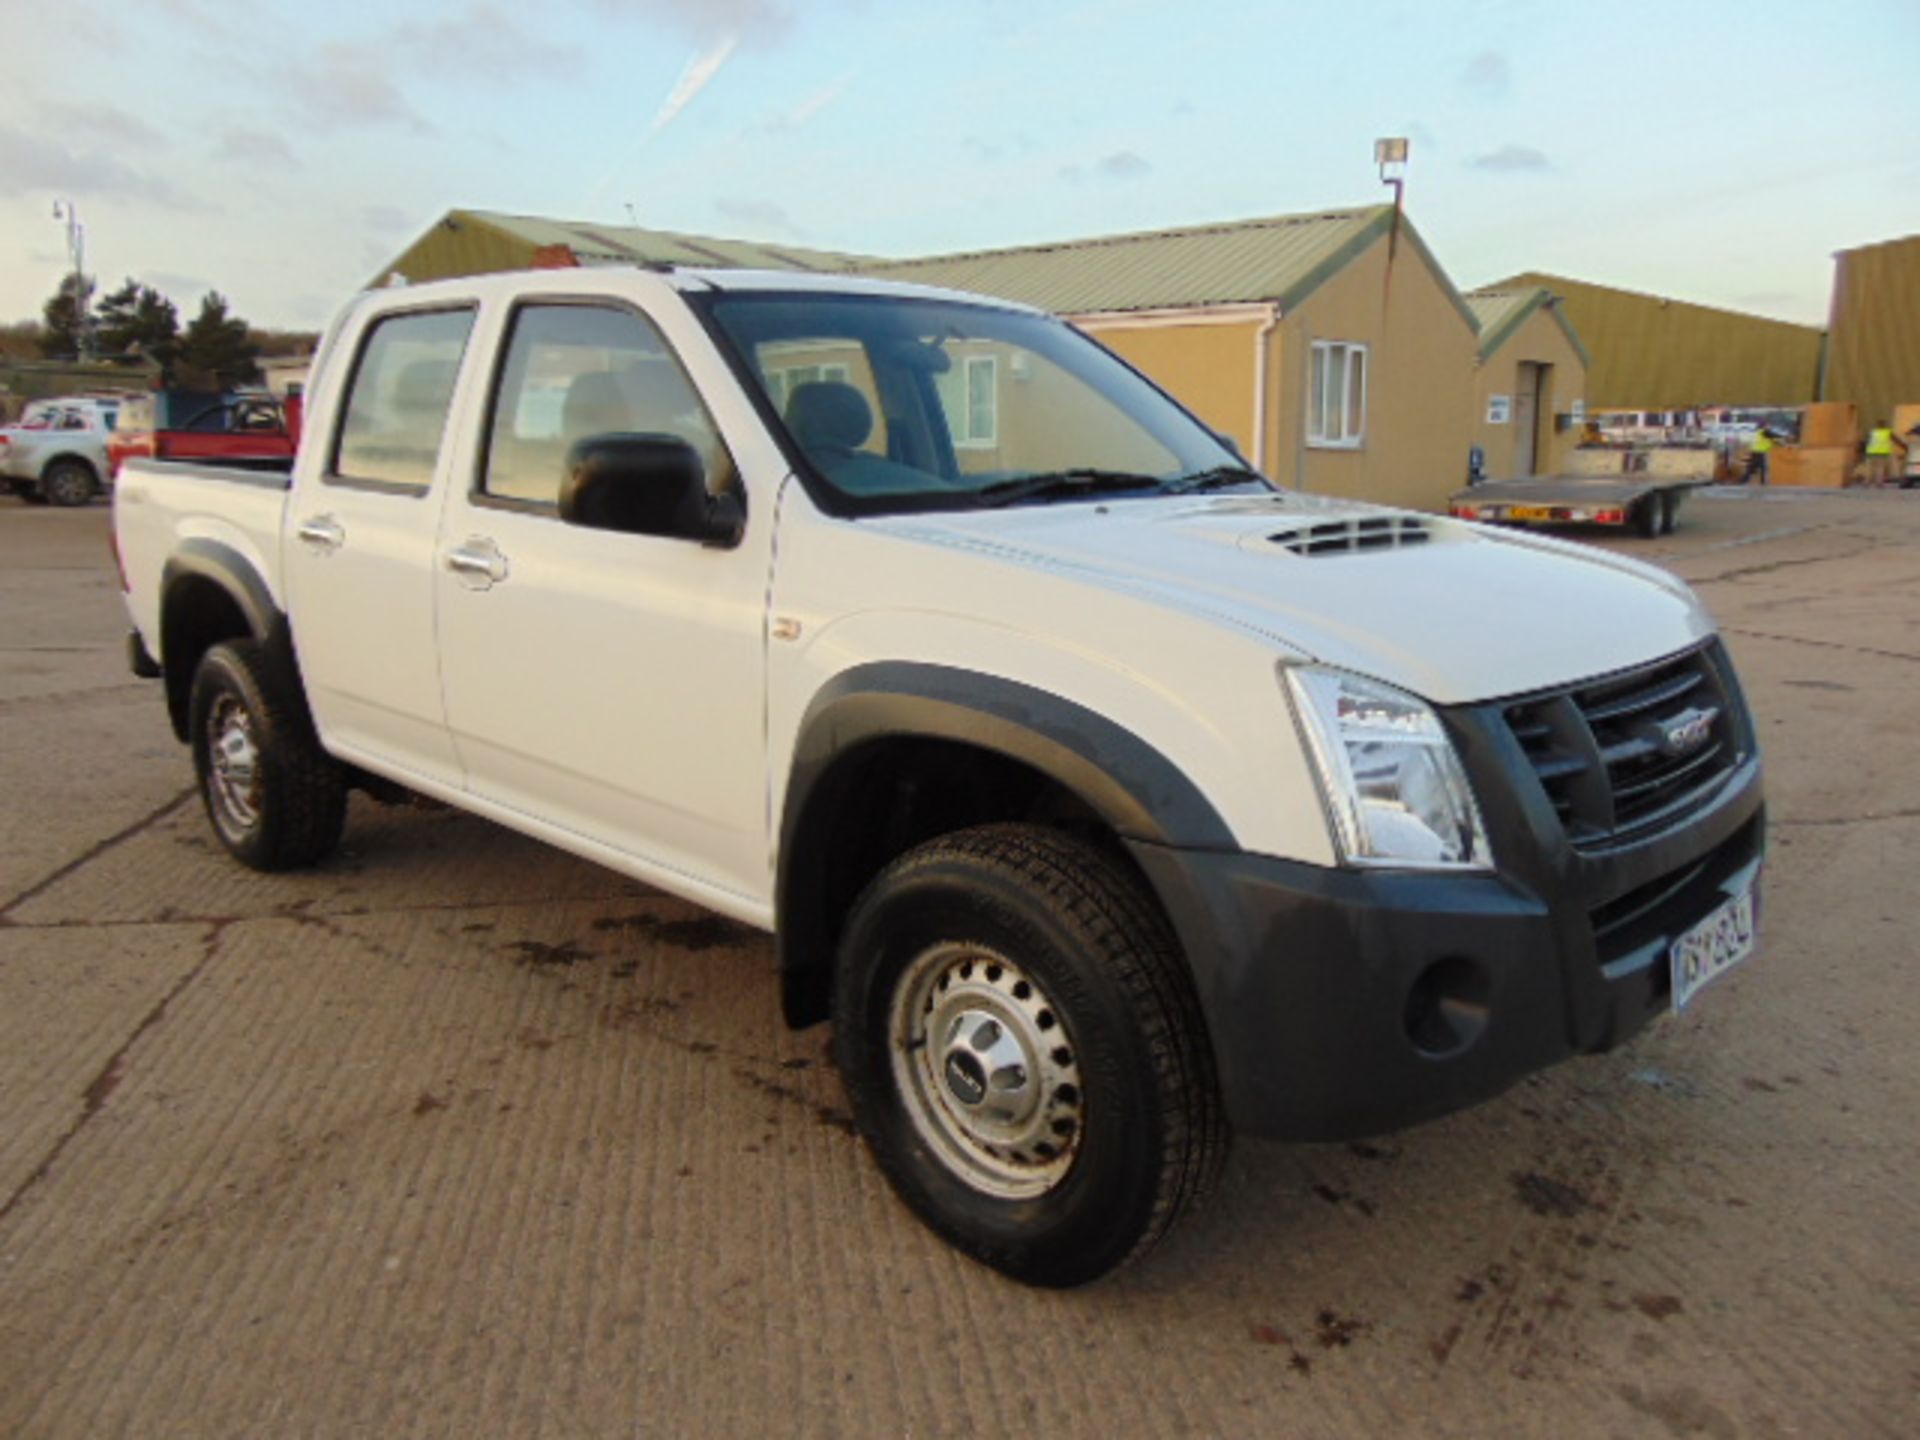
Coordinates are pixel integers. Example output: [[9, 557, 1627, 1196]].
[[590, 34, 739, 202]]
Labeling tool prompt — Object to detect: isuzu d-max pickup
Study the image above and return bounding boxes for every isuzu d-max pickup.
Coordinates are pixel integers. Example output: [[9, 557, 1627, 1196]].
[[113, 265, 1764, 1286]]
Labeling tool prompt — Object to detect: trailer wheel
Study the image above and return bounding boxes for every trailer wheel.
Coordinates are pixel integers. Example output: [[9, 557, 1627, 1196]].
[[1634, 497, 1663, 538], [833, 823, 1227, 1287], [1659, 491, 1681, 535]]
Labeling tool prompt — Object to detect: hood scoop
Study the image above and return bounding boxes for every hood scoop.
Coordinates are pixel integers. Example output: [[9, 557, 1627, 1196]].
[[1266, 514, 1434, 556]]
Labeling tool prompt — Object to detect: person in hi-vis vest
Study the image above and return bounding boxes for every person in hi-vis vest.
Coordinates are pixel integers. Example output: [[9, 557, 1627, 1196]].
[[1862, 423, 1903, 487], [1744, 428, 1774, 485]]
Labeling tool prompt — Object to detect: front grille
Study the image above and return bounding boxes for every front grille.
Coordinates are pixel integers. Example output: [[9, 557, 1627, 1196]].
[[1505, 642, 1745, 848], [1270, 515, 1432, 556]]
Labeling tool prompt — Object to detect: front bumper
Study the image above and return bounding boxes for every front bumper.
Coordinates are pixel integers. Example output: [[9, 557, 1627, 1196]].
[[1130, 711, 1765, 1142]]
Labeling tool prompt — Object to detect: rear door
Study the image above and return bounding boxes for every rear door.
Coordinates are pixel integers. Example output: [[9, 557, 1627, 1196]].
[[432, 296, 772, 905], [283, 302, 479, 789]]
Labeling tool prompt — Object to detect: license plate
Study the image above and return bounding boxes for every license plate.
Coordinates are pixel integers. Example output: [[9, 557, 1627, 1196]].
[[1509, 505, 1552, 521], [1670, 884, 1757, 1012]]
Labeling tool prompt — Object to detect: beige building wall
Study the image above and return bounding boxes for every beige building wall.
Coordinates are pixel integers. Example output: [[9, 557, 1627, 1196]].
[[1824, 233, 1920, 431], [1270, 235, 1479, 511], [1494, 272, 1822, 409], [1471, 307, 1587, 481], [1081, 319, 1263, 461]]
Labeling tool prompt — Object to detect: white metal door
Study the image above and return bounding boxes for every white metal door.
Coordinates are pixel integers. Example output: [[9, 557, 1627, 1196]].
[[431, 300, 771, 905], [285, 304, 479, 789]]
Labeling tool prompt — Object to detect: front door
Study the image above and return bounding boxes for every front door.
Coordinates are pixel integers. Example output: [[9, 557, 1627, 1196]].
[[432, 300, 770, 905]]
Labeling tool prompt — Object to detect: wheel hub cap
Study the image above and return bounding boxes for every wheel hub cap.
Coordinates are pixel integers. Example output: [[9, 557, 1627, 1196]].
[[207, 696, 261, 836], [890, 944, 1084, 1199]]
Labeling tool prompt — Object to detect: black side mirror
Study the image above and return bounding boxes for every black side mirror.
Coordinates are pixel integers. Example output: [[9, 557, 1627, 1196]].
[[558, 433, 745, 547], [1210, 428, 1248, 464]]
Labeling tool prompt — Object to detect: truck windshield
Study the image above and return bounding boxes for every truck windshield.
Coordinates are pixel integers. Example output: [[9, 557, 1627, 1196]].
[[698, 291, 1260, 514]]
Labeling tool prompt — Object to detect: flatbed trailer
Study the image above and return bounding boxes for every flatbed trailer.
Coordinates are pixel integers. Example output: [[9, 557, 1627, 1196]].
[[1448, 475, 1701, 537]]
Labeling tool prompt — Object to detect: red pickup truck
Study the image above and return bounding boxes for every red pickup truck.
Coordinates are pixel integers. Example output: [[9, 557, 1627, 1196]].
[[108, 390, 301, 478]]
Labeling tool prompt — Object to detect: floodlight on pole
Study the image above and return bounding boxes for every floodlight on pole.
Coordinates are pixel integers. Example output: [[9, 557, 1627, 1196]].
[[1374, 137, 1409, 262], [51, 199, 94, 361]]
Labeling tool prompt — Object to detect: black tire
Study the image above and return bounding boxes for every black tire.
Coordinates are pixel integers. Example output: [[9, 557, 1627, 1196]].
[[189, 639, 346, 871], [1634, 496, 1662, 538], [40, 459, 97, 507], [1659, 491, 1680, 535], [833, 823, 1227, 1287]]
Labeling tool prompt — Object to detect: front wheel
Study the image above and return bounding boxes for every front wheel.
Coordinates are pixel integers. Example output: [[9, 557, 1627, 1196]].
[[40, 460, 96, 507], [189, 639, 346, 871], [833, 824, 1227, 1287]]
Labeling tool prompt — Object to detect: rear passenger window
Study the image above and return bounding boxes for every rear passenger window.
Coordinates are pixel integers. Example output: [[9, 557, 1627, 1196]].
[[482, 304, 733, 507], [332, 308, 475, 491]]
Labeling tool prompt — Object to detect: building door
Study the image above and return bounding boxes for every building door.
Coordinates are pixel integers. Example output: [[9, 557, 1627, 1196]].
[[1513, 362, 1544, 477]]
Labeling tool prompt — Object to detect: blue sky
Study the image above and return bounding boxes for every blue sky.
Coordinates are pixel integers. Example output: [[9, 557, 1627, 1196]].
[[3, 0, 1916, 330]]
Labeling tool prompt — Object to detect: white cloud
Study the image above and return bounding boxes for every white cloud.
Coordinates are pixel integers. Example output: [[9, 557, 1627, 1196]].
[[0, 125, 208, 210], [38, 101, 166, 152], [1460, 50, 1511, 98], [592, 0, 793, 45], [281, 44, 434, 134], [1470, 144, 1550, 173], [215, 128, 301, 171], [392, 4, 579, 80], [713, 197, 802, 237], [1060, 150, 1152, 184]]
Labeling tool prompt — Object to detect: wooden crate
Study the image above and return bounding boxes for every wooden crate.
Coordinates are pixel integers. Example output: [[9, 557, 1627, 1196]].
[[1769, 445, 1853, 488], [1798, 401, 1858, 449]]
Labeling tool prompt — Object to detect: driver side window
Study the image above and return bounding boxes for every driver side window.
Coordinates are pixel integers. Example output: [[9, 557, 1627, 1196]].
[[482, 303, 734, 508]]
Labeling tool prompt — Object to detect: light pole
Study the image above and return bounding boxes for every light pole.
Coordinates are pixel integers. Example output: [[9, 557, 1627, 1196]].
[[52, 199, 93, 362]]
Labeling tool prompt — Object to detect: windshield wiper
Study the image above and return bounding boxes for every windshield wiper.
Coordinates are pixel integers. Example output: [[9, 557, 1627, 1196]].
[[1160, 465, 1267, 495], [971, 468, 1165, 508]]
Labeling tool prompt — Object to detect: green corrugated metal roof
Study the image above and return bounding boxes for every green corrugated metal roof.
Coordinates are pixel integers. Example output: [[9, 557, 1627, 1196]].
[[1462, 285, 1591, 367], [465, 210, 877, 273], [1464, 288, 1540, 344], [860, 207, 1395, 315]]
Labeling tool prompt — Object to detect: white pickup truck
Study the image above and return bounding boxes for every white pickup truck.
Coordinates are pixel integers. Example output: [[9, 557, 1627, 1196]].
[[114, 264, 1765, 1286]]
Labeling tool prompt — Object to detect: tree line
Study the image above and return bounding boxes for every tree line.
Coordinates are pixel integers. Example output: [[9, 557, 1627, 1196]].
[[27, 275, 317, 391]]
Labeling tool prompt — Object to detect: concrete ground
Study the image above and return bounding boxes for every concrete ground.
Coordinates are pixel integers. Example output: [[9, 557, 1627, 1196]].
[[0, 491, 1914, 1439]]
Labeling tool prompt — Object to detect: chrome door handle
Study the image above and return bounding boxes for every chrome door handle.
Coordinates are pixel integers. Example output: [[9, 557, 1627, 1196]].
[[296, 515, 345, 552], [445, 539, 510, 588]]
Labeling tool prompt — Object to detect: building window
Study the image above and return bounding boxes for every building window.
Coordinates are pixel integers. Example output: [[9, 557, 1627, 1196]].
[[1307, 340, 1367, 449], [936, 353, 999, 448]]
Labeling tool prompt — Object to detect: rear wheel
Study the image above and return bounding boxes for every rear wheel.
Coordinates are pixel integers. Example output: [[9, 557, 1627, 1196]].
[[189, 640, 346, 871], [1658, 491, 1680, 535], [41, 460, 96, 507], [1634, 496, 1663, 537], [833, 823, 1227, 1287]]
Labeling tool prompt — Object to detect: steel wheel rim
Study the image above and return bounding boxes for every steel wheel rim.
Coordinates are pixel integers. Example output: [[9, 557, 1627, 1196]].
[[889, 941, 1085, 1199], [207, 695, 262, 839]]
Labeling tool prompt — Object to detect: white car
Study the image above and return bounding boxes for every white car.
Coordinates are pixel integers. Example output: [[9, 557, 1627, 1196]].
[[1, 398, 122, 505]]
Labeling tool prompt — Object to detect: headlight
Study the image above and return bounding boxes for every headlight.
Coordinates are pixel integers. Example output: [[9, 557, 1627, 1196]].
[[1284, 667, 1492, 870]]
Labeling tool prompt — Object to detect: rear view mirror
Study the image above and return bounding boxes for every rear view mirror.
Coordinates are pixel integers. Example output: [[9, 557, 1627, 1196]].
[[558, 434, 744, 547]]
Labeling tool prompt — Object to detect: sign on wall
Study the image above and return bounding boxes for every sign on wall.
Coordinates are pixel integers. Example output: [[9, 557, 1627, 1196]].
[[1487, 394, 1512, 424]]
